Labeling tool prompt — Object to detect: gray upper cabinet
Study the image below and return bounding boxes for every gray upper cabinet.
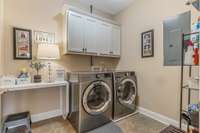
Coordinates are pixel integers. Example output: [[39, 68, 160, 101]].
[[163, 11, 191, 66], [64, 10, 121, 58], [96, 21, 112, 55], [68, 11, 85, 53], [111, 25, 121, 56], [84, 16, 98, 54]]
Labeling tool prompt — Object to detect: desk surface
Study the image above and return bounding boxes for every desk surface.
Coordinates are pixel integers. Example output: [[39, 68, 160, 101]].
[[0, 81, 68, 93]]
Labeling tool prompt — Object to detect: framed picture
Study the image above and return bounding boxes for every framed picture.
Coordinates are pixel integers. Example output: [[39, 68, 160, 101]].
[[13, 27, 32, 60], [34, 31, 55, 44], [55, 69, 65, 81], [141, 29, 154, 58]]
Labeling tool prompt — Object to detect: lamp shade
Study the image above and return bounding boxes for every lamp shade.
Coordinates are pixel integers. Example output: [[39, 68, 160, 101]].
[[37, 44, 60, 60]]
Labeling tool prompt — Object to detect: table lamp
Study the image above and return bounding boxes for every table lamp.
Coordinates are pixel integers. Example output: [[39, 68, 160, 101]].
[[37, 44, 60, 82]]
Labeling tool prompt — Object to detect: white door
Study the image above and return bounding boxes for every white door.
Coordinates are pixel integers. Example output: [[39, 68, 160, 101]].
[[84, 16, 97, 54], [96, 21, 112, 55], [111, 25, 121, 56], [68, 11, 84, 53]]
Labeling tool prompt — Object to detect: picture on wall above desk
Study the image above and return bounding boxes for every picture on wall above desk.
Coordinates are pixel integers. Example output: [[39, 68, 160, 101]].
[[34, 31, 55, 44], [141, 29, 154, 58], [13, 27, 32, 60]]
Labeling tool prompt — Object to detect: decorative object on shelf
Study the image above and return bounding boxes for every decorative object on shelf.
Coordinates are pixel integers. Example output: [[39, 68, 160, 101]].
[[13, 27, 32, 60], [0, 76, 16, 86], [55, 69, 65, 82], [188, 104, 199, 112], [34, 31, 55, 44], [16, 67, 31, 85], [184, 40, 194, 65], [193, 46, 199, 65], [30, 59, 46, 83], [191, 16, 200, 43], [141, 29, 154, 58], [37, 44, 60, 82]]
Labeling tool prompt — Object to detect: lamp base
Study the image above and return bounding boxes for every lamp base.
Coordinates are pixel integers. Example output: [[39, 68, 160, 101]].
[[47, 62, 53, 83]]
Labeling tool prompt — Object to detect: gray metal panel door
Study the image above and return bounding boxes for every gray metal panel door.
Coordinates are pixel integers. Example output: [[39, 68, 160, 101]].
[[163, 11, 191, 66]]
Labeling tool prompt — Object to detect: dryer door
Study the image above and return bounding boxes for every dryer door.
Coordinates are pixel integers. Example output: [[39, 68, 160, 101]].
[[117, 78, 137, 110], [82, 81, 112, 115]]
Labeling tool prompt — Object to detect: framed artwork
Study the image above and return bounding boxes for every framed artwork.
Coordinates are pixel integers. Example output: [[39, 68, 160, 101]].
[[34, 31, 55, 44], [13, 27, 32, 60], [141, 29, 154, 58], [55, 69, 65, 81]]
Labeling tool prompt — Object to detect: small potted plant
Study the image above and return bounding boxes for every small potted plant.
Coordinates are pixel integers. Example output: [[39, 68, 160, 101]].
[[30, 60, 45, 83]]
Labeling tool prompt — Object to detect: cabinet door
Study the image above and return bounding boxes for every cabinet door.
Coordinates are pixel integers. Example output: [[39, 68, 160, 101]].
[[68, 11, 84, 53], [111, 25, 121, 56], [84, 17, 97, 54], [96, 21, 112, 55]]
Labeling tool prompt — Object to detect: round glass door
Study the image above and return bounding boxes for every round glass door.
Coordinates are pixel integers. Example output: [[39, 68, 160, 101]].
[[82, 81, 112, 115], [117, 78, 137, 109]]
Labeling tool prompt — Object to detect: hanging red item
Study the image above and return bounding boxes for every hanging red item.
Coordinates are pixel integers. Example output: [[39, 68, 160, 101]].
[[193, 48, 199, 65]]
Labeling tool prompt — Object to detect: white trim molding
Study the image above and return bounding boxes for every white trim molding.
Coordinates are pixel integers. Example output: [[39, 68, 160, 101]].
[[31, 109, 62, 123], [138, 107, 187, 130]]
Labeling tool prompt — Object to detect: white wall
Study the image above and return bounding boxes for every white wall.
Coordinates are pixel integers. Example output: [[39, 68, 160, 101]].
[[115, 0, 199, 120]]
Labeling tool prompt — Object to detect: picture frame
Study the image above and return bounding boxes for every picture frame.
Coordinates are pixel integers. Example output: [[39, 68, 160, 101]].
[[141, 29, 154, 58], [13, 27, 32, 60], [55, 69, 65, 82], [34, 31, 55, 44]]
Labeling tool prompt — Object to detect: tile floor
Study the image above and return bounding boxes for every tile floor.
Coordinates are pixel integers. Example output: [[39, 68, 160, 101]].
[[8, 113, 167, 133]]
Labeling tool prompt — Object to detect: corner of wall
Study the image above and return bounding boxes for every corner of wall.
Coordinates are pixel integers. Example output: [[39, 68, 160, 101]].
[[0, 0, 4, 75]]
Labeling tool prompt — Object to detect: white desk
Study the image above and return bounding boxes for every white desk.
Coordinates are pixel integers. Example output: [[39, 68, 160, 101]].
[[0, 81, 69, 131]]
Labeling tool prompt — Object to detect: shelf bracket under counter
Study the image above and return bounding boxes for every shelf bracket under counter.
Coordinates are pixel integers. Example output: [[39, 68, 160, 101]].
[[0, 81, 69, 131]]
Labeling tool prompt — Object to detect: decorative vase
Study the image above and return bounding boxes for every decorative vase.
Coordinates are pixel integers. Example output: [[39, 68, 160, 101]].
[[34, 75, 42, 83]]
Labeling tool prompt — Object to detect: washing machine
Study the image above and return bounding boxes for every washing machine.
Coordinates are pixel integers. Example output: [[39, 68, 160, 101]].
[[112, 71, 137, 121], [67, 72, 113, 133]]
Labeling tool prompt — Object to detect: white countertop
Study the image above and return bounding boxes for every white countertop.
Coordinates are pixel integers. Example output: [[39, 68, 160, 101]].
[[0, 81, 69, 93]]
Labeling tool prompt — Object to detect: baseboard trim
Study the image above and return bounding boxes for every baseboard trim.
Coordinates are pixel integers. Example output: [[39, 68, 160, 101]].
[[138, 107, 187, 130], [31, 109, 62, 123]]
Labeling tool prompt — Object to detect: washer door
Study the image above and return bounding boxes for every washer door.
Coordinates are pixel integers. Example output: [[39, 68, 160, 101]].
[[117, 78, 137, 110], [82, 81, 112, 115]]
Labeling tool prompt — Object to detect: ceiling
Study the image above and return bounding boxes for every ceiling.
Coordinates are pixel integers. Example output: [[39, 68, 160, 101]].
[[64, 0, 135, 15]]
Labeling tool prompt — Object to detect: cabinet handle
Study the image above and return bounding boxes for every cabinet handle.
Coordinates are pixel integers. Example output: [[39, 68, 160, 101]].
[[110, 51, 113, 54], [82, 48, 85, 52], [87, 19, 96, 22], [70, 14, 81, 18], [85, 48, 87, 52]]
